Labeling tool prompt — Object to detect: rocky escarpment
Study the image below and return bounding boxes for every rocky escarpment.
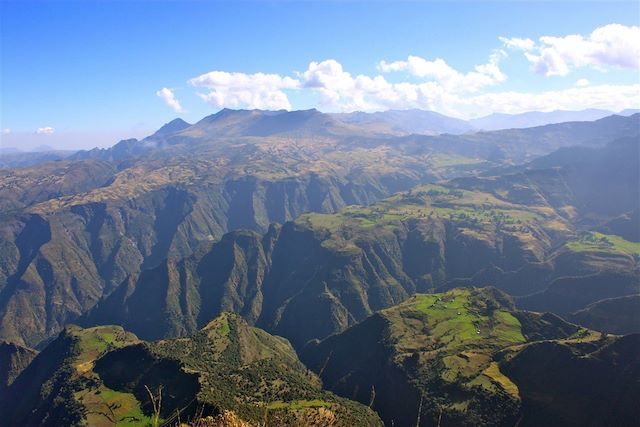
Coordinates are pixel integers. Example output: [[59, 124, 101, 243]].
[[81, 176, 638, 350], [0, 170, 428, 348], [82, 183, 565, 349], [2, 116, 638, 348]]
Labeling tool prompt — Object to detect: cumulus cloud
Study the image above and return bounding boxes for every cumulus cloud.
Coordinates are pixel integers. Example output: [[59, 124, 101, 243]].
[[291, 54, 507, 114], [295, 59, 451, 113], [188, 71, 299, 110], [186, 58, 638, 117], [499, 37, 535, 51], [1, 128, 10, 135], [180, 23, 638, 116], [156, 87, 184, 113], [297, 58, 639, 115], [36, 127, 55, 134], [464, 84, 640, 115], [377, 51, 507, 92], [505, 24, 640, 76]]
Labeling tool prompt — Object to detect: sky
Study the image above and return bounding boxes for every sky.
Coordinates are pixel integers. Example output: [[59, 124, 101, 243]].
[[1, 1, 639, 150]]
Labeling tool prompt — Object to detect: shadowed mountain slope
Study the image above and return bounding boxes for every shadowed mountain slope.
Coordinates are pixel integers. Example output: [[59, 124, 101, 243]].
[[301, 287, 639, 427], [570, 295, 640, 335], [0, 341, 37, 397]]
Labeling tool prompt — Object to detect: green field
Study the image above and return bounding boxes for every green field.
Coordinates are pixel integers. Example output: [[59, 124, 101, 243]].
[[566, 232, 640, 256], [384, 288, 527, 403], [410, 289, 525, 348], [81, 386, 155, 426], [299, 183, 551, 237]]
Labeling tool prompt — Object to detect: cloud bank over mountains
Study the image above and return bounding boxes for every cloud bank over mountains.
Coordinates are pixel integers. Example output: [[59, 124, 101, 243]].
[[501, 23, 640, 76], [160, 24, 640, 117]]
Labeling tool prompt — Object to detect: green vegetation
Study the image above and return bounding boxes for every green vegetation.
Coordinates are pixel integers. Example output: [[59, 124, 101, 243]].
[[402, 288, 525, 350], [303, 287, 596, 427], [299, 183, 552, 236], [566, 232, 640, 256], [265, 399, 331, 410], [1, 325, 144, 426], [93, 314, 382, 426], [81, 386, 155, 426], [69, 326, 153, 426]]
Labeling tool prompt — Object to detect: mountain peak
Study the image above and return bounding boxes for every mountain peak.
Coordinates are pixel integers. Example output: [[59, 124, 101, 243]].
[[151, 117, 191, 137]]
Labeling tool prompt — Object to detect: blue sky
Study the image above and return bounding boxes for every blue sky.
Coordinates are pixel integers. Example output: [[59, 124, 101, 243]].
[[1, 1, 639, 149]]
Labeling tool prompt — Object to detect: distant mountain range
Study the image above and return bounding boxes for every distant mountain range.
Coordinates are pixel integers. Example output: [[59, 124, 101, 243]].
[[337, 107, 640, 134], [335, 107, 639, 134], [469, 108, 639, 131], [334, 108, 474, 135], [1, 108, 636, 170]]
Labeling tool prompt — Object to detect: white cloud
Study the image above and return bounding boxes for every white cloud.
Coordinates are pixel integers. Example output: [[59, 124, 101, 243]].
[[156, 87, 184, 113], [464, 84, 640, 115], [188, 71, 299, 110], [295, 59, 450, 113], [178, 23, 638, 117], [36, 127, 55, 134], [499, 37, 535, 51], [510, 24, 640, 76], [297, 58, 639, 116], [526, 48, 570, 76], [293, 55, 507, 114], [377, 51, 506, 92], [1, 128, 10, 135]]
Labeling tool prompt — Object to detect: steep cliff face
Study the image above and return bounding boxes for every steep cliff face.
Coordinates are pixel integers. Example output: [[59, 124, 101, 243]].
[[78, 176, 638, 351], [0, 171, 425, 348], [81, 183, 561, 348], [82, 228, 277, 341]]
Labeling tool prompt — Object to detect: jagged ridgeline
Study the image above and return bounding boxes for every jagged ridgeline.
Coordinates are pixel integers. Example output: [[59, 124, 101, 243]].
[[1, 112, 638, 348], [301, 287, 640, 427], [1, 314, 381, 426]]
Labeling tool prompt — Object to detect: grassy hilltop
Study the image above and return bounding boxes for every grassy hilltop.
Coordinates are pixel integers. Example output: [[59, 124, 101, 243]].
[[1, 315, 381, 427], [302, 287, 638, 427]]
